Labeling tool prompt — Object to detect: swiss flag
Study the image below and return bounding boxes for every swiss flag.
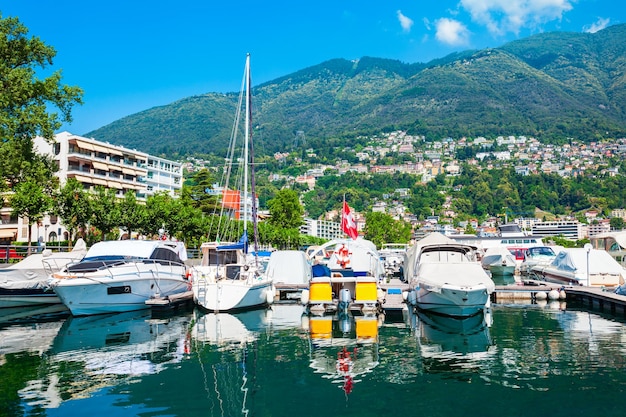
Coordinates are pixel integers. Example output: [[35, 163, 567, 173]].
[[341, 201, 358, 240]]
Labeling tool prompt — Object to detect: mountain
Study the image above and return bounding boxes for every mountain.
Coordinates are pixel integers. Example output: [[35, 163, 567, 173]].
[[86, 24, 626, 158]]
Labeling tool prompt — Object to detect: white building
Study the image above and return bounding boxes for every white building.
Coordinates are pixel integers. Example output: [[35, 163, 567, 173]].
[[300, 219, 343, 240], [3, 132, 184, 243], [531, 220, 584, 240]]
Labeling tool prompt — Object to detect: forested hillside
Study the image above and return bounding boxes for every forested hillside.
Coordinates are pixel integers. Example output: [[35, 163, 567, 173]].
[[87, 24, 626, 159]]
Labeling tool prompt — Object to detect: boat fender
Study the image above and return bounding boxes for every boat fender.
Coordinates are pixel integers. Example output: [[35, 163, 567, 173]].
[[402, 291, 409, 301], [266, 287, 275, 305], [548, 289, 560, 300], [300, 289, 310, 305], [535, 291, 548, 300], [559, 289, 566, 300]]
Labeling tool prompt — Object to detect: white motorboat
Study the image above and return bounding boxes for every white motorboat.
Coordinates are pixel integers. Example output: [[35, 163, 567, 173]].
[[191, 55, 274, 312], [192, 236, 275, 312], [48, 240, 191, 316], [518, 245, 559, 275], [481, 246, 517, 276], [531, 247, 626, 288], [405, 232, 495, 317], [379, 243, 408, 279], [264, 250, 312, 301], [0, 239, 87, 308], [302, 237, 385, 314]]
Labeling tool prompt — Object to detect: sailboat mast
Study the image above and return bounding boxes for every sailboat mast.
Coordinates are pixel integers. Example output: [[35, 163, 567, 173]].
[[243, 53, 250, 233]]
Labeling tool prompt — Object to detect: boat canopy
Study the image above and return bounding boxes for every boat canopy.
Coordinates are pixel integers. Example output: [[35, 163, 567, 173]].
[[548, 248, 624, 275], [217, 231, 248, 253]]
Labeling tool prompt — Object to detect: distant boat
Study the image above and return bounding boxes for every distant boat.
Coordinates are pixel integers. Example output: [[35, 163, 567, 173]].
[[449, 223, 544, 251], [481, 246, 517, 276], [405, 232, 495, 317], [0, 239, 87, 308], [589, 231, 626, 268], [191, 54, 274, 312], [518, 245, 559, 276], [531, 247, 626, 288], [48, 240, 191, 315], [379, 243, 408, 279]]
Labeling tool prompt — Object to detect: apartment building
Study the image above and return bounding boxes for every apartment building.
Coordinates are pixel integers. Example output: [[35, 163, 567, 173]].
[[531, 220, 584, 240], [300, 219, 343, 240], [2, 132, 184, 243]]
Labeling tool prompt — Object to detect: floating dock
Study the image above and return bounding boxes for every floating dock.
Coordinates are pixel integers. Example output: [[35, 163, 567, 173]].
[[379, 278, 626, 318], [145, 290, 194, 313]]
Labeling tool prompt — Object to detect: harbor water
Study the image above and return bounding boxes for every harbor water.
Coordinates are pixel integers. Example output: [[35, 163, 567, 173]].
[[1, 301, 625, 417]]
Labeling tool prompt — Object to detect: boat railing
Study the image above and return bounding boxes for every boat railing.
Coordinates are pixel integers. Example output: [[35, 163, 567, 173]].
[[42, 256, 87, 276], [61, 257, 186, 277]]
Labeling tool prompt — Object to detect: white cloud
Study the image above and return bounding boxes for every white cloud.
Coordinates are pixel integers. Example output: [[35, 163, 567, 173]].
[[435, 18, 471, 45], [397, 10, 414, 33], [583, 17, 610, 33], [460, 0, 574, 36]]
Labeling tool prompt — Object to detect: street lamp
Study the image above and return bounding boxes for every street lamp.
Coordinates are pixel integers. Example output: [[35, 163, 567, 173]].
[[584, 243, 593, 287]]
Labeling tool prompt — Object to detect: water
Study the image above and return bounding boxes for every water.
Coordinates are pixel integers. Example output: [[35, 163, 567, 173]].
[[1, 301, 625, 417]]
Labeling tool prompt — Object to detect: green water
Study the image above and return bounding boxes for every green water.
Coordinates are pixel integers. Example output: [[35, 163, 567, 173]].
[[1, 302, 625, 417]]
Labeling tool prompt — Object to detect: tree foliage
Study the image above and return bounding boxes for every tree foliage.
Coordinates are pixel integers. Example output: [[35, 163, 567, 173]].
[[0, 15, 83, 189], [363, 212, 412, 248]]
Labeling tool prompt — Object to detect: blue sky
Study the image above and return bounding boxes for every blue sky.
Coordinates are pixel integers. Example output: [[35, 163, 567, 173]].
[[3, 0, 624, 135]]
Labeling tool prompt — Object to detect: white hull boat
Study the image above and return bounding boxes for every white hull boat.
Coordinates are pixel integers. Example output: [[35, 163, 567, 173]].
[[0, 239, 87, 308], [481, 246, 517, 276], [49, 240, 190, 316], [519, 246, 558, 275], [191, 55, 274, 313], [264, 250, 311, 301], [532, 247, 625, 288], [405, 233, 495, 317], [194, 273, 274, 312]]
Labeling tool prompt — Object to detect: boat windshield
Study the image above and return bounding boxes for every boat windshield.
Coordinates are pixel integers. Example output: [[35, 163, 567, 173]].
[[203, 249, 239, 266], [527, 247, 556, 258]]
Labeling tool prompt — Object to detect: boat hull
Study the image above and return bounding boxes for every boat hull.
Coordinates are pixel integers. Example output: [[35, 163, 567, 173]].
[[51, 273, 190, 316], [413, 283, 491, 317], [533, 267, 622, 288], [193, 278, 274, 312], [487, 264, 516, 276], [0, 287, 61, 308]]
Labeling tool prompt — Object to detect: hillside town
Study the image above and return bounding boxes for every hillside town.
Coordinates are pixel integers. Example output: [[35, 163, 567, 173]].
[[182, 130, 626, 242]]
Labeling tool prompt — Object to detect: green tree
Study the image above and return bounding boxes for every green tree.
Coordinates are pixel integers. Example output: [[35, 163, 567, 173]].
[[363, 212, 412, 248], [118, 191, 145, 239], [186, 168, 220, 214], [142, 192, 178, 238], [9, 180, 53, 254], [0, 15, 82, 188], [90, 187, 120, 240], [610, 217, 625, 231], [267, 189, 304, 229], [54, 179, 92, 241]]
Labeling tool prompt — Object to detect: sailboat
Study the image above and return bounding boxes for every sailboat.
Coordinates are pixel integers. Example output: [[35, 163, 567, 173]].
[[191, 54, 275, 312]]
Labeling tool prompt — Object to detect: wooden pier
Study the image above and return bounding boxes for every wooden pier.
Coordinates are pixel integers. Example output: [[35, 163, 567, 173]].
[[563, 286, 626, 317], [378, 278, 626, 318], [145, 290, 195, 314], [379, 279, 409, 312]]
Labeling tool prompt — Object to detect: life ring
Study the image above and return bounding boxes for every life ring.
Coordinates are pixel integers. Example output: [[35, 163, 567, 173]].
[[336, 244, 351, 268]]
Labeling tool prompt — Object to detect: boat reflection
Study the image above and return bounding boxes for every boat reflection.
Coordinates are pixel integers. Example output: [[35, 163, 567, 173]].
[[19, 310, 192, 408], [306, 313, 381, 395], [410, 309, 495, 373]]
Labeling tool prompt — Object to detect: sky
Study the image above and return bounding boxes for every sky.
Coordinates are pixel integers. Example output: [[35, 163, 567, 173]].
[[3, 0, 625, 135]]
